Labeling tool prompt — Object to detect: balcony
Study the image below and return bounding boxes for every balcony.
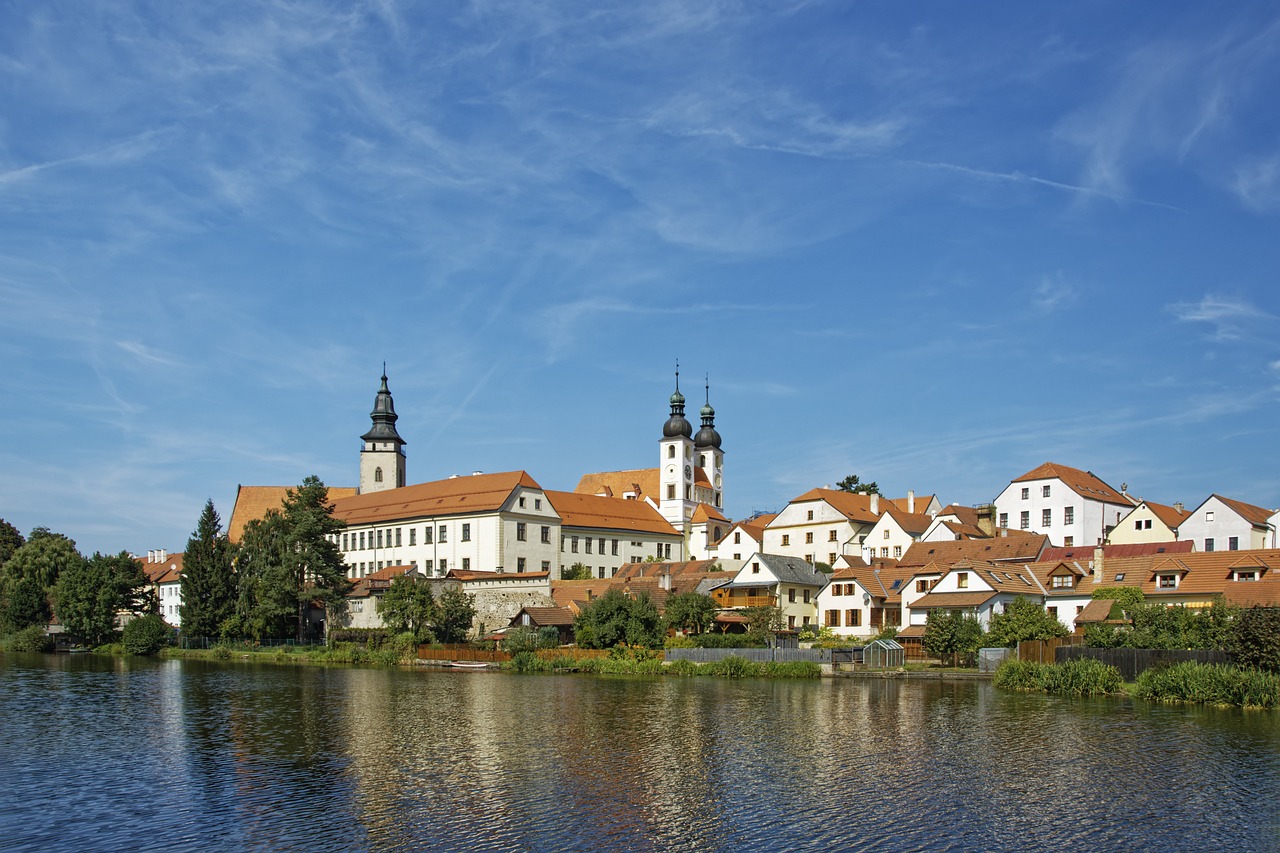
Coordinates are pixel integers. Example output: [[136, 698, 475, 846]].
[[713, 589, 778, 609]]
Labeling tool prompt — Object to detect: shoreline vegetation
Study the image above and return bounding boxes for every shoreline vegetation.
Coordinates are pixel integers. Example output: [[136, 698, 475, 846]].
[[993, 657, 1280, 709]]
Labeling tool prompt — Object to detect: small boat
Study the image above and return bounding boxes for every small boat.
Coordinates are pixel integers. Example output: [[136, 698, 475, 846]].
[[449, 660, 490, 669]]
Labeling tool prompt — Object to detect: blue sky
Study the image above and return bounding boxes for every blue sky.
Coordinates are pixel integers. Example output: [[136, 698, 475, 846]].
[[2, 2, 1279, 557]]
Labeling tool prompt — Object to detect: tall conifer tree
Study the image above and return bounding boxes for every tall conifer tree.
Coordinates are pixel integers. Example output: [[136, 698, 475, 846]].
[[180, 499, 236, 638]]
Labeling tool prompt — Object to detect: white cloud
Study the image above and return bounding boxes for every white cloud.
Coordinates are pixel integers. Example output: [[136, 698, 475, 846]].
[[1169, 294, 1274, 341]]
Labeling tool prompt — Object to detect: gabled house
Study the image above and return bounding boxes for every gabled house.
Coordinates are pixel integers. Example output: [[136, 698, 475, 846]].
[[993, 462, 1135, 547], [1175, 495, 1276, 553], [1106, 500, 1192, 546], [814, 561, 909, 639], [762, 489, 938, 568], [712, 513, 776, 562], [344, 564, 419, 629], [902, 560, 1047, 635], [714, 553, 829, 632], [862, 507, 936, 562], [139, 550, 183, 627], [687, 503, 730, 560], [920, 504, 993, 543]]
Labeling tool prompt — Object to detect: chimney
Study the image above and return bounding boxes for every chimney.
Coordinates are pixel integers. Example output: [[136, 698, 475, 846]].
[[157, 549, 166, 562], [870, 494, 880, 514], [974, 504, 997, 537], [908, 490, 915, 513], [659, 571, 672, 591], [1174, 501, 1184, 513], [1092, 546, 1104, 582]]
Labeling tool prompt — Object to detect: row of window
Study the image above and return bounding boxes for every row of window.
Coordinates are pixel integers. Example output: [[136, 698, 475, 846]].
[[780, 530, 840, 546], [824, 609, 862, 627], [347, 556, 555, 579], [343, 522, 558, 552], [1020, 485, 1052, 499], [561, 536, 622, 556], [998, 507, 1076, 529]]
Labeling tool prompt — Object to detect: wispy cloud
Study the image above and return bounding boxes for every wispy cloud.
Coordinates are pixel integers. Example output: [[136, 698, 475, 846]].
[[1169, 294, 1275, 341]]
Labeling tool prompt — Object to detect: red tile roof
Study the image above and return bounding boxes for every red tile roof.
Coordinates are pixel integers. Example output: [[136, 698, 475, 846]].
[[332, 471, 540, 526], [1141, 501, 1193, 530], [899, 534, 1048, 569], [1041, 541, 1194, 562], [545, 490, 680, 536], [1012, 462, 1134, 506], [574, 469, 659, 502], [229, 484, 358, 543], [1212, 495, 1276, 527]]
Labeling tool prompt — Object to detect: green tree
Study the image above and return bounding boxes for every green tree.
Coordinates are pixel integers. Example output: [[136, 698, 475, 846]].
[[1091, 587, 1145, 608], [180, 499, 237, 638], [0, 518, 24, 567], [743, 604, 784, 642], [0, 528, 83, 633], [561, 562, 593, 580], [664, 591, 717, 635], [378, 575, 437, 641], [1227, 606, 1280, 673], [56, 552, 155, 647], [433, 586, 477, 643], [922, 609, 983, 667], [573, 590, 663, 649], [230, 477, 350, 642], [984, 597, 1069, 648], [122, 613, 170, 656], [836, 474, 879, 495]]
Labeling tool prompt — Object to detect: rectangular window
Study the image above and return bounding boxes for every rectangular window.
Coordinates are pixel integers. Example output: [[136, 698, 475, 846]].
[[999, 513, 1008, 528], [1228, 536, 1239, 551], [1020, 511, 1030, 530], [893, 546, 902, 558], [423, 526, 432, 545], [1042, 509, 1052, 527], [359, 531, 365, 550], [541, 561, 550, 572], [1048, 606, 1058, 619], [377, 529, 383, 548], [1143, 519, 1152, 530], [535, 499, 542, 510], [541, 525, 551, 544], [1135, 519, 1143, 530], [807, 510, 814, 521], [611, 540, 618, 556], [782, 534, 790, 546], [571, 536, 579, 553], [826, 610, 839, 627], [1064, 507, 1074, 525], [516, 523, 527, 541], [439, 559, 447, 572], [1236, 570, 1257, 581], [1205, 538, 1215, 552], [884, 529, 891, 539], [461, 557, 470, 570], [395, 528, 402, 547], [803, 590, 811, 604], [667, 485, 675, 499], [1042, 485, 1051, 498], [804, 554, 813, 564], [878, 547, 887, 557], [664, 544, 672, 559], [599, 538, 605, 554], [519, 497, 526, 508], [1052, 575, 1073, 588], [734, 531, 741, 544], [342, 533, 349, 551], [848, 609, 861, 627], [788, 589, 796, 603], [409, 528, 416, 546], [829, 552, 837, 564], [438, 526, 447, 543], [805, 532, 814, 544], [1064, 536, 1074, 547], [956, 572, 969, 589], [828, 530, 838, 542], [424, 559, 433, 571], [585, 538, 593, 554], [1206, 510, 1215, 522], [1158, 574, 1178, 589], [752, 562, 760, 574], [461, 523, 470, 542], [1021, 488, 1030, 500]]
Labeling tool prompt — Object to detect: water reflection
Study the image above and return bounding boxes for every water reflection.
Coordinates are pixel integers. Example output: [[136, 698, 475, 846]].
[[2, 654, 1279, 852]]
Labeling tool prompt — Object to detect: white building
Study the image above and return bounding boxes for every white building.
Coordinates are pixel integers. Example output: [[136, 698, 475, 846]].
[[712, 513, 776, 562], [902, 560, 1047, 633], [1176, 495, 1276, 553], [1106, 500, 1192, 546], [713, 553, 829, 632], [763, 489, 939, 567], [140, 550, 183, 627], [993, 462, 1135, 547], [545, 489, 684, 578]]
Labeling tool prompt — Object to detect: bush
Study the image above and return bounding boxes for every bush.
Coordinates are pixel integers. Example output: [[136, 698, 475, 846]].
[[993, 657, 1122, 696], [7, 625, 53, 652], [666, 658, 698, 676], [1135, 661, 1280, 709], [122, 614, 170, 656], [704, 655, 758, 678], [692, 633, 767, 649], [1226, 607, 1280, 673]]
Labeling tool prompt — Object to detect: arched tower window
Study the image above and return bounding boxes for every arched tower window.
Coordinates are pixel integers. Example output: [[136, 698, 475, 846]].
[[668, 445, 675, 459], [374, 467, 383, 483]]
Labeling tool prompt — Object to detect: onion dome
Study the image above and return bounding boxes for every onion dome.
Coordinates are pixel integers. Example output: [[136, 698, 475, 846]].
[[694, 382, 721, 449], [662, 367, 692, 438]]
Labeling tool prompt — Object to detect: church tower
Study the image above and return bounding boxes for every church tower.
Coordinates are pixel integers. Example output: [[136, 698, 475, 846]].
[[694, 378, 724, 511], [658, 366, 696, 531], [359, 369, 406, 494]]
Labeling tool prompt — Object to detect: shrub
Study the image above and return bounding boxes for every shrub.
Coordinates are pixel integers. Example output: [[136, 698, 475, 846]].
[[1226, 607, 1280, 673], [704, 655, 758, 678], [664, 634, 696, 649], [993, 657, 1122, 696], [122, 614, 170, 656], [760, 661, 822, 678], [666, 658, 698, 676], [1135, 661, 1280, 709], [7, 625, 53, 653], [692, 633, 766, 649]]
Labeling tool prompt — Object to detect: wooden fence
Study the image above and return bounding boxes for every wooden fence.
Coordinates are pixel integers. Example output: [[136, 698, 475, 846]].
[[416, 645, 509, 663], [1018, 638, 1231, 680]]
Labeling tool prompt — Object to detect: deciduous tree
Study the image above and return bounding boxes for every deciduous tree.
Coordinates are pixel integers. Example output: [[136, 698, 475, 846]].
[[561, 562, 592, 580], [984, 597, 1068, 648], [0, 528, 83, 633], [57, 552, 154, 647], [573, 589, 663, 649], [433, 586, 477, 644], [0, 519, 24, 567], [378, 575, 436, 641], [664, 591, 717, 635], [922, 609, 983, 667]]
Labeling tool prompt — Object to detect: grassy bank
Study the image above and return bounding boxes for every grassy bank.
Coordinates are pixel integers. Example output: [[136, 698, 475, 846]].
[[995, 657, 1280, 708], [161, 639, 418, 667], [506, 650, 822, 678]]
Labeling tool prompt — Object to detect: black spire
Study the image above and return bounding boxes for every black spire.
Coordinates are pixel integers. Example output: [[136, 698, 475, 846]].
[[361, 369, 406, 445], [694, 374, 721, 449], [662, 362, 692, 438]]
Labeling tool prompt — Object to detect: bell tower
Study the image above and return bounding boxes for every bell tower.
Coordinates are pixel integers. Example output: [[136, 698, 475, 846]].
[[359, 367, 406, 494], [694, 377, 724, 511], [658, 365, 696, 531]]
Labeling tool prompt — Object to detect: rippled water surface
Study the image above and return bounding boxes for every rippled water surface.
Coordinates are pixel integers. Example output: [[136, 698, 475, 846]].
[[2, 653, 1279, 852]]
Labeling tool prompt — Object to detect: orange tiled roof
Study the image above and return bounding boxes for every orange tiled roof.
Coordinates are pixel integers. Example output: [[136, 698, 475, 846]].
[[899, 534, 1048, 569], [788, 488, 881, 523], [1012, 462, 1134, 506], [1028, 550, 1280, 601], [940, 520, 988, 539], [889, 494, 936, 513], [229, 484, 358, 543], [331, 472, 540, 526], [1041, 541, 1194, 562], [881, 508, 935, 536], [1222, 579, 1280, 607], [936, 504, 981, 527], [574, 469, 659, 502], [1212, 495, 1276, 528], [912, 590, 1000, 609], [691, 503, 729, 524], [1141, 501, 1193, 530], [137, 553, 183, 584], [545, 490, 680, 536], [512, 606, 576, 627]]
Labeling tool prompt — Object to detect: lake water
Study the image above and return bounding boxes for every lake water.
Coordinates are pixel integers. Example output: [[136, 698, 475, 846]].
[[2, 653, 1278, 852]]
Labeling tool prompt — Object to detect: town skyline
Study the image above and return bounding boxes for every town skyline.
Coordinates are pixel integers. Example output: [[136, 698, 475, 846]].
[[2, 3, 1278, 556]]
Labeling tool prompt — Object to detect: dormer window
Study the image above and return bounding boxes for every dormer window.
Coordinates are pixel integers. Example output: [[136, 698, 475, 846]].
[[956, 572, 969, 589], [1051, 575, 1074, 588], [1234, 570, 1258, 582], [1157, 574, 1179, 589]]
